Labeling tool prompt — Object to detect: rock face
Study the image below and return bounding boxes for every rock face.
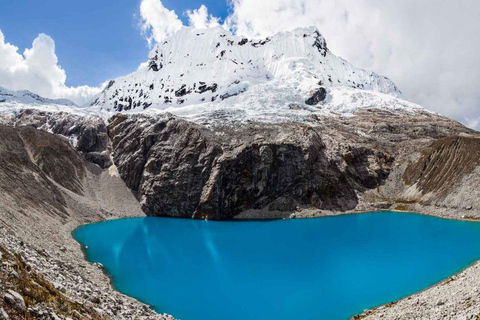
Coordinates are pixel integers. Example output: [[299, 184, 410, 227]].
[[0, 109, 111, 168], [109, 114, 385, 219], [106, 108, 477, 220], [2, 106, 479, 222], [404, 136, 480, 196], [108, 114, 221, 217], [305, 87, 327, 105], [0, 124, 84, 217]]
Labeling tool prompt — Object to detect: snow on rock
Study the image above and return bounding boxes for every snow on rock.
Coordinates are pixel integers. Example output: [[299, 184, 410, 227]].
[[0, 86, 76, 106], [91, 26, 409, 117], [0, 26, 424, 125]]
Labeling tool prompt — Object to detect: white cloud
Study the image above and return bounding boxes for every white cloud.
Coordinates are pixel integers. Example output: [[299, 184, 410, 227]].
[[139, 0, 183, 45], [186, 5, 220, 29], [225, 0, 480, 130], [0, 30, 100, 105]]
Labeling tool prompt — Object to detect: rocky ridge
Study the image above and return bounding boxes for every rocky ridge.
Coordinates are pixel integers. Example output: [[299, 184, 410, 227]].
[[92, 27, 401, 114], [0, 87, 75, 107]]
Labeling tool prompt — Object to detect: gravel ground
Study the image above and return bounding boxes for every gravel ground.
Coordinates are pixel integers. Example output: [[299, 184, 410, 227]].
[[0, 162, 175, 320]]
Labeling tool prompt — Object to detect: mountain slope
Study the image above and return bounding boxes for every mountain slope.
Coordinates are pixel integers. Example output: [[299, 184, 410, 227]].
[[0, 86, 76, 106], [91, 27, 414, 124]]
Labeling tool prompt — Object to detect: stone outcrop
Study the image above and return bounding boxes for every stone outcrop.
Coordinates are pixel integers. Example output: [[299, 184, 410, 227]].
[[108, 114, 222, 218], [2, 107, 478, 221], [305, 87, 327, 105], [108, 114, 394, 219], [404, 136, 480, 196], [106, 108, 477, 220]]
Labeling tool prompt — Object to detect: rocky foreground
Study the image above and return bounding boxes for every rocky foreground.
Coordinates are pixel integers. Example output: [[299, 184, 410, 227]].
[[0, 121, 173, 319], [1, 108, 480, 319]]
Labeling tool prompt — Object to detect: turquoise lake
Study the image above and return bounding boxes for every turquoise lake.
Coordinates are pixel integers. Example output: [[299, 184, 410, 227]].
[[73, 211, 480, 320]]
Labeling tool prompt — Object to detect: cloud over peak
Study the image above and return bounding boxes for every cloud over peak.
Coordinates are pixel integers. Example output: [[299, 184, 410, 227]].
[[139, 0, 183, 46], [186, 5, 221, 30]]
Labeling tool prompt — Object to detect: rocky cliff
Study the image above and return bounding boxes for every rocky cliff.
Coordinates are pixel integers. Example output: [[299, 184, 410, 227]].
[[3, 106, 477, 222], [104, 107, 478, 220]]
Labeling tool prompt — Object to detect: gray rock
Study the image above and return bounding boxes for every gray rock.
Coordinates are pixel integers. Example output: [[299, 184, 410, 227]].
[[0, 109, 111, 168], [4, 289, 26, 312], [436, 299, 446, 306], [107, 108, 478, 220], [50, 312, 61, 320], [305, 87, 327, 105], [268, 197, 298, 212], [109, 114, 372, 219], [0, 308, 9, 320], [10, 269, 19, 279]]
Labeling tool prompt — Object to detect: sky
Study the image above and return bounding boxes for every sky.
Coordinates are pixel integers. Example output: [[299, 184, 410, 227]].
[[0, 0, 479, 130]]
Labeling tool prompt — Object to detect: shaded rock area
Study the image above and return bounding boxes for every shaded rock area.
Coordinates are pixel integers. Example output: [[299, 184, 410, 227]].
[[107, 108, 478, 220], [108, 114, 395, 219], [305, 87, 327, 105], [108, 114, 221, 218]]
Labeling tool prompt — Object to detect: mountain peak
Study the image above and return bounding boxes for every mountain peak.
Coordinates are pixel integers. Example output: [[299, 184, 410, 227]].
[[91, 26, 408, 123]]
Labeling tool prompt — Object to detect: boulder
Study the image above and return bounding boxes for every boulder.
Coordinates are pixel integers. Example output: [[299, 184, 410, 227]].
[[305, 87, 327, 105], [4, 290, 26, 312], [0, 308, 9, 320]]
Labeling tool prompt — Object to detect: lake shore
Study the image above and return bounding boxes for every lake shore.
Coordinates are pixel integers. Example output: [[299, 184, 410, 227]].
[[0, 160, 176, 320], [3, 195, 480, 319], [236, 203, 480, 319]]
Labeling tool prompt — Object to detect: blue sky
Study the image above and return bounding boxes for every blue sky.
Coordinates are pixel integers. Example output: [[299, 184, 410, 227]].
[[0, 0, 229, 87]]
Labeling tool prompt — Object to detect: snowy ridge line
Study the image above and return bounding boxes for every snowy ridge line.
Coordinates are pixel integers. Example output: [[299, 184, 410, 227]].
[[0, 86, 425, 127], [92, 26, 404, 114], [0, 26, 425, 125], [0, 86, 76, 107]]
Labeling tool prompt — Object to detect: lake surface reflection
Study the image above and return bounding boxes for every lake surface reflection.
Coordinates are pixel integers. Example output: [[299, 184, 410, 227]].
[[74, 212, 480, 320]]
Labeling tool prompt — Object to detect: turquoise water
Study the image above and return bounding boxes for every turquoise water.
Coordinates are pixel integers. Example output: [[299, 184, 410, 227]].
[[74, 212, 480, 320]]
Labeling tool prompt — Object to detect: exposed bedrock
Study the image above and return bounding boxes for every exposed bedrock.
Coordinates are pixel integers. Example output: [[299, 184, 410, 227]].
[[400, 135, 480, 212], [108, 113, 401, 219], [0, 124, 85, 218], [108, 114, 221, 218], [2, 107, 480, 220], [0, 109, 111, 168]]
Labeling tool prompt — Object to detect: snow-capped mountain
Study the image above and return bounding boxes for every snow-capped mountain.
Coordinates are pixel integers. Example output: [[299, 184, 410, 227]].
[[0, 87, 76, 106], [91, 26, 419, 124], [0, 27, 423, 125]]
